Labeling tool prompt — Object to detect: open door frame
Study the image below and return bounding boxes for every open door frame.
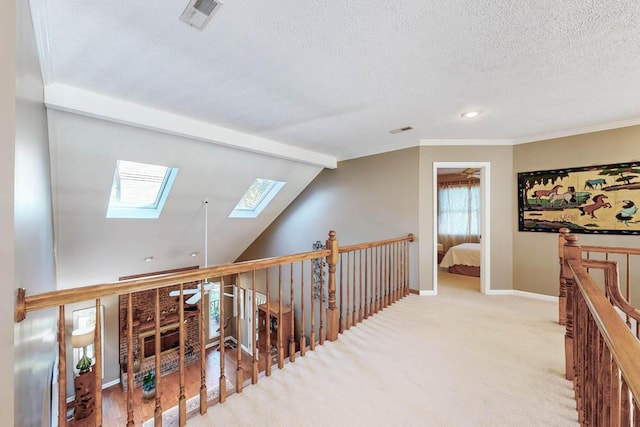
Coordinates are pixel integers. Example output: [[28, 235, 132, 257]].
[[432, 162, 491, 294]]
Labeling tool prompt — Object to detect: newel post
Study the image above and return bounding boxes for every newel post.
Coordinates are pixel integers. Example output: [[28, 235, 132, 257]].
[[326, 230, 339, 341], [558, 228, 570, 326], [562, 233, 581, 381]]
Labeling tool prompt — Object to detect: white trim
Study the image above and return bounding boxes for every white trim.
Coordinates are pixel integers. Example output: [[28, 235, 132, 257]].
[[44, 83, 337, 169], [421, 139, 514, 146], [432, 162, 491, 295], [485, 289, 559, 302], [512, 290, 559, 302], [514, 117, 640, 145], [418, 290, 437, 296], [65, 378, 121, 403], [29, 0, 52, 86]]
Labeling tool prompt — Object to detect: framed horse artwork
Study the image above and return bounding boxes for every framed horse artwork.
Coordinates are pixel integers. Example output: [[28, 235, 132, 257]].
[[518, 161, 640, 235]]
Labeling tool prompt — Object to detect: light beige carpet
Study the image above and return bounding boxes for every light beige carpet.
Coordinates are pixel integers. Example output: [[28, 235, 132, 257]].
[[188, 272, 578, 426]]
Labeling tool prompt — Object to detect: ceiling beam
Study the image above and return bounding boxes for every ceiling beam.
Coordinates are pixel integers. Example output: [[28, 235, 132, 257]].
[[44, 83, 337, 169]]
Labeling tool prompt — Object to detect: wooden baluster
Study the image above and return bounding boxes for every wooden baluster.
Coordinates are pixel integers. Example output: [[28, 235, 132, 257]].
[[376, 246, 381, 313], [236, 279, 243, 391], [359, 249, 363, 322], [406, 239, 411, 296], [384, 244, 388, 306], [364, 248, 369, 319], [310, 261, 316, 351], [406, 241, 410, 296], [278, 265, 284, 368], [252, 271, 259, 384], [319, 257, 325, 344], [346, 251, 351, 329], [394, 243, 398, 302], [622, 379, 631, 427], [611, 363, 621, 426], [339, 253, 345, 333], [401, 241, 406, 297], [300, 262, 307, 355], [94, 298, 103, 427], [352, 251, 357, 322], [155, 288, 164, 424], [602, 338, 612, 425], [369, 248, 374, 315], [199, 282, 207, 414], [633, 397, 640, 427], [58, 306, 67, 427], [289, 263, 296, 362], [219, 277, 227, 403], [126, 294, 134, 426], [391, 243, 396, 303], [179, 284, 186, 426], [265, 269, 272, 376]]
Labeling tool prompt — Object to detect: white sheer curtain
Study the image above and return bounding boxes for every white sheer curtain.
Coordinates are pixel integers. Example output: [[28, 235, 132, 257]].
[[438, 182, 480, 251]]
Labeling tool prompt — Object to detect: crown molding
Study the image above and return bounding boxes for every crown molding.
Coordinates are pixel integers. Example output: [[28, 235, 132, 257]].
[[419, 139, 515, 146], [514, 117, 640, 145], [43, 83, 337, 169]]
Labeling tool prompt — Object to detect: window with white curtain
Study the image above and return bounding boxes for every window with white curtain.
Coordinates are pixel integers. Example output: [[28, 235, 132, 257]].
[[438, 183, 480, 238]]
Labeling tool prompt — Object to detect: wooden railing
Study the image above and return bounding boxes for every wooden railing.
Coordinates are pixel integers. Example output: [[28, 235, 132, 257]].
[[558, 228, 640, 326], [15, 231, 414, 427], [560, 233, 640, 425]]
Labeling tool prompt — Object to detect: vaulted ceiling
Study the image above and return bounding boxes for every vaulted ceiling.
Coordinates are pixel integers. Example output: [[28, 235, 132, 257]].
[[31, 0, 640, 286]]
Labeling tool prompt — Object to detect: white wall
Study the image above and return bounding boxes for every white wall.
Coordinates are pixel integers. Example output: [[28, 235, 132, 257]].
[[0, 0, 16, 423], [13, 1, 59, 425]]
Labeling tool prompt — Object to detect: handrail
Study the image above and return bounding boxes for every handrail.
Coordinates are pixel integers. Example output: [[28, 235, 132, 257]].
[[16, 248, 330, 319], [580, 245, 640, 256], [569, 259, 640, 400], [582, 259, 640, 326], [338, 233, 414, 253]]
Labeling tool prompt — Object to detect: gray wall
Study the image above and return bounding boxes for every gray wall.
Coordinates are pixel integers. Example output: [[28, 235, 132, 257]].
[[240, 147, 420, 290], [418, 145, 515, 291], [14, 1, 59, 425], [513, 125, 640, 297], [0, 0, 16, 422]]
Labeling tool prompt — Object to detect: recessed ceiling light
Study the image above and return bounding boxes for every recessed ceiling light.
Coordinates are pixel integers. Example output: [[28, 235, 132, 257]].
[[461, 111, 482, 119], [144, 256, 154, 262], [190, 251, 198, 257]]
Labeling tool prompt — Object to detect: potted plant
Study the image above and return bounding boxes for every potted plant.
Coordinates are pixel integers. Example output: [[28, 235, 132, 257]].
[[142, 370, 156, 399]]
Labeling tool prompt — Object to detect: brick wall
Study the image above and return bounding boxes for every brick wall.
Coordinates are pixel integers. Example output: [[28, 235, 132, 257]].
[[118, 283, 202, 388]]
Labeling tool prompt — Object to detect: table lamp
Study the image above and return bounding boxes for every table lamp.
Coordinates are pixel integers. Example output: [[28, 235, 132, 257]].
[[71, 326, 95, 374]]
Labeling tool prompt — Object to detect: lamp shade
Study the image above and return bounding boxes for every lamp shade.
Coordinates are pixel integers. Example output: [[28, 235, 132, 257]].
[[71, 326, 95, 348]]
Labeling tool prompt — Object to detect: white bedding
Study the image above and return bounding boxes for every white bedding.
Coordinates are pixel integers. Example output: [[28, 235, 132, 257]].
[[439, 243, 481, 268]]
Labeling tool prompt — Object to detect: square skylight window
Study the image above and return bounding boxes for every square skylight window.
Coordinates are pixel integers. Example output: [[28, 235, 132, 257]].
[[107, 160, 179, 219], [229, 178, 285, 218]]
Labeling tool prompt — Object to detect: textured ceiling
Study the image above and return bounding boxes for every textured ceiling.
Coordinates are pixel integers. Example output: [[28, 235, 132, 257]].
[[40, 0, 640, 160]]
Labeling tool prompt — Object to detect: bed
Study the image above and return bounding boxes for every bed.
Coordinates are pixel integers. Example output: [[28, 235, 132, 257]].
[[438, 242, 481, 277]]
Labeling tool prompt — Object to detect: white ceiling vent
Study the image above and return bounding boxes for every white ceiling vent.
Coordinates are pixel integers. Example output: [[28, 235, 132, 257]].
[[180, 0, 223, 31]]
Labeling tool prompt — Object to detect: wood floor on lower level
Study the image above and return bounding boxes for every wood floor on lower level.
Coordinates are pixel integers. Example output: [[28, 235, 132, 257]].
[[72, 344, 267, 426]]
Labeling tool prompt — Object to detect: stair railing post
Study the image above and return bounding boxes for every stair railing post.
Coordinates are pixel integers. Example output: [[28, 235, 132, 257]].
[[563, 233, 581, 381], [558, 227, 570, 326], [326, 230, 339, 341]]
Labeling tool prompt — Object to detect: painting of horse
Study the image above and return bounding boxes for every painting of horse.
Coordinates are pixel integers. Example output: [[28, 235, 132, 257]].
[[518, 161, 640, 235]]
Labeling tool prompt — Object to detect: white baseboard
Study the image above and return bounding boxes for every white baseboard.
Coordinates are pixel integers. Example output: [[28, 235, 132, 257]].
[[486, 289, 559, 302], [419, 290, 437, 296]]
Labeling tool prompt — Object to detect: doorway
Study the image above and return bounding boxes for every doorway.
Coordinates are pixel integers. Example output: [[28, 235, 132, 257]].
[[432, 162, 491, 294]]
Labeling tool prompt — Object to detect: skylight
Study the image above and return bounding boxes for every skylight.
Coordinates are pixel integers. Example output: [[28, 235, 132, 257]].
[[229, 178, 285, 218], [106, 160, 178, 219]]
